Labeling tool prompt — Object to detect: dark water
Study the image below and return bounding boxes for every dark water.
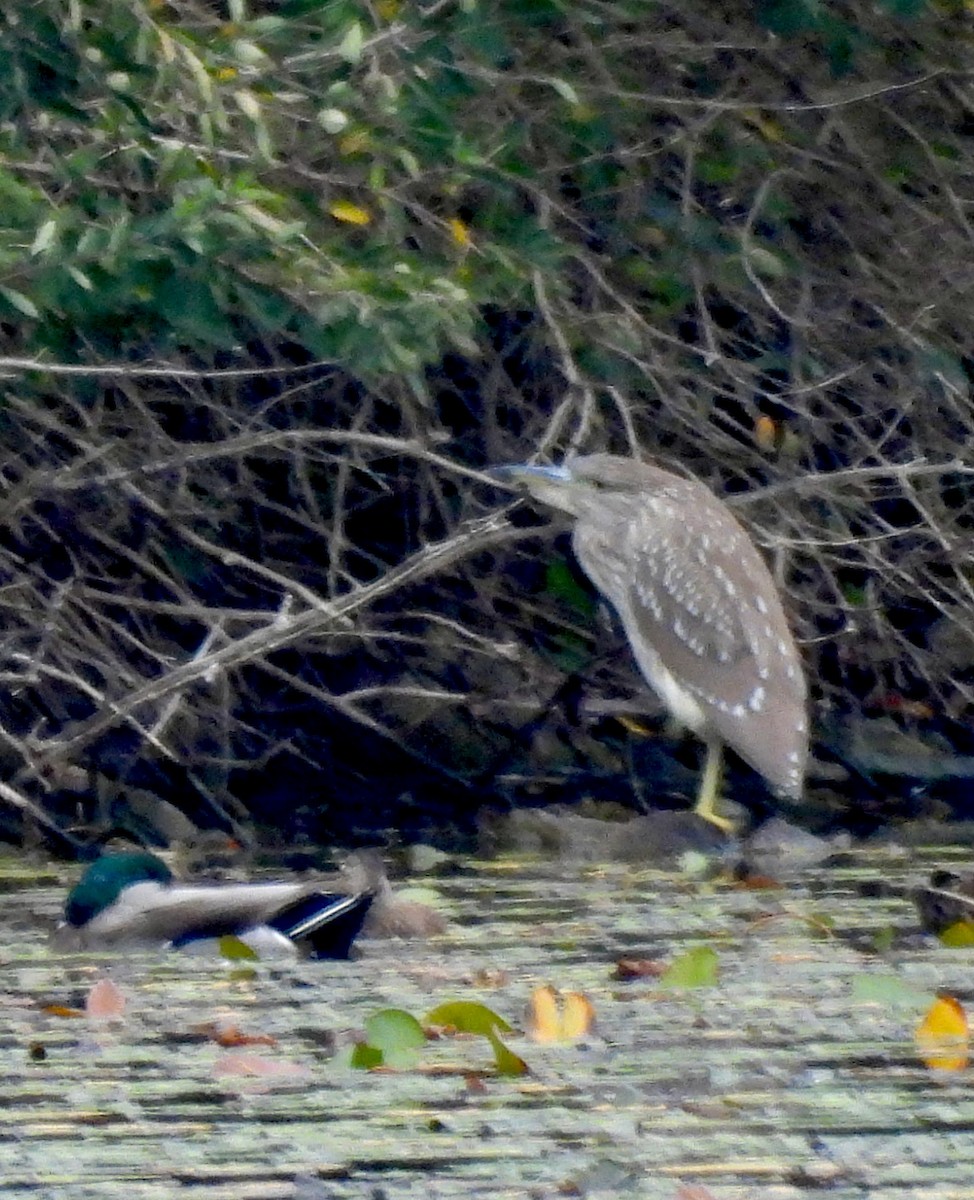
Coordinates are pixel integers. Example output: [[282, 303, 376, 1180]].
[[2, 847, 973, 1198]]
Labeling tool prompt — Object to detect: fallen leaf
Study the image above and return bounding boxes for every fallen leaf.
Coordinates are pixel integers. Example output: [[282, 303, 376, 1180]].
[[939, 920, 974, 947], [659, 945, 719, 989], [613, 958, 666, 981], [425, 1000, 513, 1038], [916, 994, 969, 1071], [85, 977, 126, 1021], [213, 1024, 277, 1048], [424, 1000, 526, 1076], [526, 985, 596, 1042]]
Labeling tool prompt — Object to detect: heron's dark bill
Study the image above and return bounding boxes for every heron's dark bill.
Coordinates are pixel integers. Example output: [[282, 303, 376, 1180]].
[[490, 463, 572, 486]]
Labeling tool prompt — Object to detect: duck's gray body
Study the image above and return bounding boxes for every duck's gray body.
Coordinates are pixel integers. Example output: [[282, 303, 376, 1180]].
[[57, 852, 373, 959]]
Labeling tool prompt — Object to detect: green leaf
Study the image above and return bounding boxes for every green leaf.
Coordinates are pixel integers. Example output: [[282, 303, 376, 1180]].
[[549, 78, 580, 104], [486, 1028, 528, 1077], [218, 935, 260, 961], [746, 247, 788, 280], [67, 266, 94, 292], [338, 22, 365, 64], [546, 558, 596, 618], [425, 1000, 513, 1036], [0, 287, 39, 319], [660, 945, 719, 989], [31, 219, 58, 256], [155, 275, 235, 347], [350, 1041, 384, 1069], [364, 1008, 426, 1066]]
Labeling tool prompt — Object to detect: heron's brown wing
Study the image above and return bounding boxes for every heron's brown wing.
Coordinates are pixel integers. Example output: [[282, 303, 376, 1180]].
[[573, 487, 766, 673], [573, 486, 807, 794]]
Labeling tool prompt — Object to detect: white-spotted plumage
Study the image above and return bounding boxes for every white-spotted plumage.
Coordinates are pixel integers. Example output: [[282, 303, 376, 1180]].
[[507, 453, 808, 800]]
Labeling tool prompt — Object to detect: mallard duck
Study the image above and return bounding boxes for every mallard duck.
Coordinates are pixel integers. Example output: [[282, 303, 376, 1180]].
[[55, 851, 374, 959]]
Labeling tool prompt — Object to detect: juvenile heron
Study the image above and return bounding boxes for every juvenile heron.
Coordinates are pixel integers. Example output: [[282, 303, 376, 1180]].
[[498, 454, 807, 827]]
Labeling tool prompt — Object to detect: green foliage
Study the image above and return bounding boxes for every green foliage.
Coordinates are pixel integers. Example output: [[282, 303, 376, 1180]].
[[0, 0, 964, 385], [545, 559, 596, 620], [659, 945, 720, 989], [349, 1000, 524, 1075], [424, 1000, 513, 1037], [363, 1008, 426, 1067], [1, 0, 971, 837], [425, 1001, 525, 1076]]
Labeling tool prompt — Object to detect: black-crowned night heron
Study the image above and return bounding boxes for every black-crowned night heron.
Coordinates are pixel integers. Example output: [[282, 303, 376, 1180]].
[[498, 454, 807, 828]]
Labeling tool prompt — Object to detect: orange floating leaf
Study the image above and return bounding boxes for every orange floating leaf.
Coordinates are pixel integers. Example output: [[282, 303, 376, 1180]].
[[526, 984, 560, 1042], [85, 977, 126, 1021], [612, 957, 666, 981], [213, 1024, 277, 1048], [526, 985, 595, 1042], [41, 1004, 85, 1019], [560, 991, 596, 1040], [329, 200, 371, 226], [916, 994, 969, 1071]]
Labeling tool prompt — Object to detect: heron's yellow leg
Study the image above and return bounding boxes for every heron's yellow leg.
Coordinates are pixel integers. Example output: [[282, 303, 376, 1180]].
[[694, 741, 736, 833]]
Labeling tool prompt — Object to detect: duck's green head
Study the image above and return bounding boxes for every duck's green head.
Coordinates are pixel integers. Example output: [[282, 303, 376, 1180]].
[[65, 852, 173, 927]]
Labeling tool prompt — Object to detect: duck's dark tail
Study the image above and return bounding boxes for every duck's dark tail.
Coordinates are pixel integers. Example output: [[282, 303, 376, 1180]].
[[269, 890, 374, 959]]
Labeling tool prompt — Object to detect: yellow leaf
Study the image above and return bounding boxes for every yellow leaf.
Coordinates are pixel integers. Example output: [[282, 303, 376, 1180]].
[[743, 108, 785, 143], [339, 129, 371, 156], [754, 414, 779, 451], [560, 991, 596, 1040], [376, 0, 400, 17], [617, 714, 652, 736], [527, 985, 560, 1042], [329, 200, 371, 226], [916, 994, 969, 1071], [214, 66, 238, 82], [526, 985, 595, 1043], [448, 218, 471, 247], [939, 919, 974, 947]]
